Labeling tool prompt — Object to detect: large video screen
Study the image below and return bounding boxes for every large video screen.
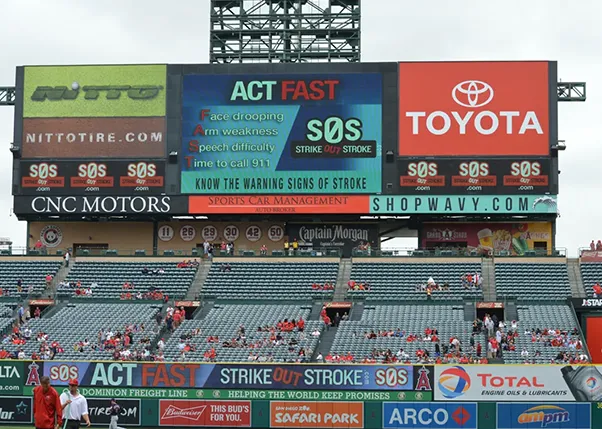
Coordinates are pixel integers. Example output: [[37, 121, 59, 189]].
[[180, 73, 383, 194]]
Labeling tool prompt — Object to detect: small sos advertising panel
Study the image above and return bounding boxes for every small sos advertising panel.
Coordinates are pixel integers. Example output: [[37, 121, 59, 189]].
[[18, 160, 166, 195]]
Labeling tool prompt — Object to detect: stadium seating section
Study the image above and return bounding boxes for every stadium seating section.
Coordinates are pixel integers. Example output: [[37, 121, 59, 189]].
[[163, 303, 322, 362], [349, 261, 483, 301], [502, 304, 582, 364], [0, 257, 597, 364], [0, 260, 62, 296], [60, 261, 197, 299], [580, 262, 601, 296], [495, 262, 571, 300], [4, 303, 160, 359], [331, 304, 486, 361], [202, 261, 339, 299]]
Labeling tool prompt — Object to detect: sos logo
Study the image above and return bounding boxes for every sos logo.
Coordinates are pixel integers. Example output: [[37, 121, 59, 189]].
[[29, 163, 59, 179], [374, 367, 409, 388], [451, 161, 496, 188], [400, 161, 444, 188], [504, 160, 548, 188], [458, 161, 490, 178], [71, 162, 114, 188], [120, 162, 164, 188], [48, 364, 79, 383], [510, 161, 542, 177], [407, 161, 438, 178], [22, 163, 65, 188]]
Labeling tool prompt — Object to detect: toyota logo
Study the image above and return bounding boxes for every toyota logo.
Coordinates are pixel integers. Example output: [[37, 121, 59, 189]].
[[452, 80, 494, 108]]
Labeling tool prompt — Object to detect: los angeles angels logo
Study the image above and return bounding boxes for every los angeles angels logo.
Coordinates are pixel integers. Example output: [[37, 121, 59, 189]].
[[26, 361, 41, 385]]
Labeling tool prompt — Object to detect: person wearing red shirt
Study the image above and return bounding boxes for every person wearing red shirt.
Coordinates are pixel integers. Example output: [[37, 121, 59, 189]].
[[34, 376, 63, 429], [297, 318, 305, 332]]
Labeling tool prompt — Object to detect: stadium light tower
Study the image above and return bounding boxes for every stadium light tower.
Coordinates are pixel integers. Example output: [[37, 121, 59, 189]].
[[210, 0, 361, 63]]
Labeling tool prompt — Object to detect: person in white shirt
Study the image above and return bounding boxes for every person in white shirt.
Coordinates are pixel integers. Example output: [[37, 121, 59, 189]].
[[60, 379, 90, 429]]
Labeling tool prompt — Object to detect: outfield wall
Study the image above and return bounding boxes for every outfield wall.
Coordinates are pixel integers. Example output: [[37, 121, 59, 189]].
[[0, 361, 600, 428]]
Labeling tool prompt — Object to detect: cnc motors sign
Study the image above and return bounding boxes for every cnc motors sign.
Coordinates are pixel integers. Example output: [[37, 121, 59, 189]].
[[398, 61, 551, 156], [13, 195, 183, 215]]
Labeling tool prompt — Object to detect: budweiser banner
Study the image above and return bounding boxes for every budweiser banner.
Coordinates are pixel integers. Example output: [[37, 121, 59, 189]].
[[286, 223, 379, 257]]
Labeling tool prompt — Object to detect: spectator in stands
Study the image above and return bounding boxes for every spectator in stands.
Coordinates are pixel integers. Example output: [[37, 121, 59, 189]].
[[292, 239, 299, 255], [593, 283, 602, 298], [284, 240, 289, 254], [64, 251, 70, 267], [260, 244, 268, 256], [45, 274, 53, 286], [220, 263, 231, 272], [591, 240, 596, 251], [598, 240, 602, 251]]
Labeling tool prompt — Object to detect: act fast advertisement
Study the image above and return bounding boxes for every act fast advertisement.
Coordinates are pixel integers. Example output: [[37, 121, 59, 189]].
[[181, 74, 382, 194]]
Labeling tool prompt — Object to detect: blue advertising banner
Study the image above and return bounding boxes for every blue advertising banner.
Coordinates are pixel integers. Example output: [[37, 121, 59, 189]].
[[497, 403, 591, 429], [43, 362, 432, 391], [383, 402, 477, 429], [181, 73, 383, 194], [370, 195, 558, 215]]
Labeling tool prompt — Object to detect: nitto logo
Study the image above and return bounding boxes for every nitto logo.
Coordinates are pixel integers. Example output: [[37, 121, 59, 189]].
[[452, 80, 494, 108], [31, 83, 164, 101], [517, 405, 570, 427]]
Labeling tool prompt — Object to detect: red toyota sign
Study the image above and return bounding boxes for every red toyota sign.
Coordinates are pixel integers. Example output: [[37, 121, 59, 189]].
[[158, 400, 251, 427]]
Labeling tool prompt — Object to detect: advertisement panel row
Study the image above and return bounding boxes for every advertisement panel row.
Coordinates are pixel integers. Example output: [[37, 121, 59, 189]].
[[420, 222, 553, 255], [0, 396, 595, 429], [39, 362, 432, 391], [3, 361, 602, 401], [397, 159, 553, 195], [19, 160, 165, 195], [16, 61, 557, 198], [13, 194, 559, 215]]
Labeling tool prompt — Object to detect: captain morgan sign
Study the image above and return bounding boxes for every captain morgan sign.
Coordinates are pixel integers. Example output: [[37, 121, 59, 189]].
[[287, 223, 378, 254], [181, 73, 382, 194]]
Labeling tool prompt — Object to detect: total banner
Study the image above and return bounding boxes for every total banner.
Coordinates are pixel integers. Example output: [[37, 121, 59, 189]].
[[286, 223, 379, 255], [42, 362, 434, 391], [435, 365, 602, 402], [496, 402, 591, 429], [397, 158, 553, 195], [19, 160, 165, 195], [382, 402, 478, 429], [370, 195, 558, 215], [13, 195, 187, 215], [181, 73, 382, 194], [420, 222, 553, 255]]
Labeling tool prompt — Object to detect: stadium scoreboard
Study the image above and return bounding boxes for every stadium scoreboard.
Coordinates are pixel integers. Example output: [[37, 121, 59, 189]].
[[11, 61, 559, 216]]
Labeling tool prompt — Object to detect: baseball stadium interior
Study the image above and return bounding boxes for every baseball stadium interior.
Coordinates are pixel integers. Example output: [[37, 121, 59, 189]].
[[2, 0, 601, 428]]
